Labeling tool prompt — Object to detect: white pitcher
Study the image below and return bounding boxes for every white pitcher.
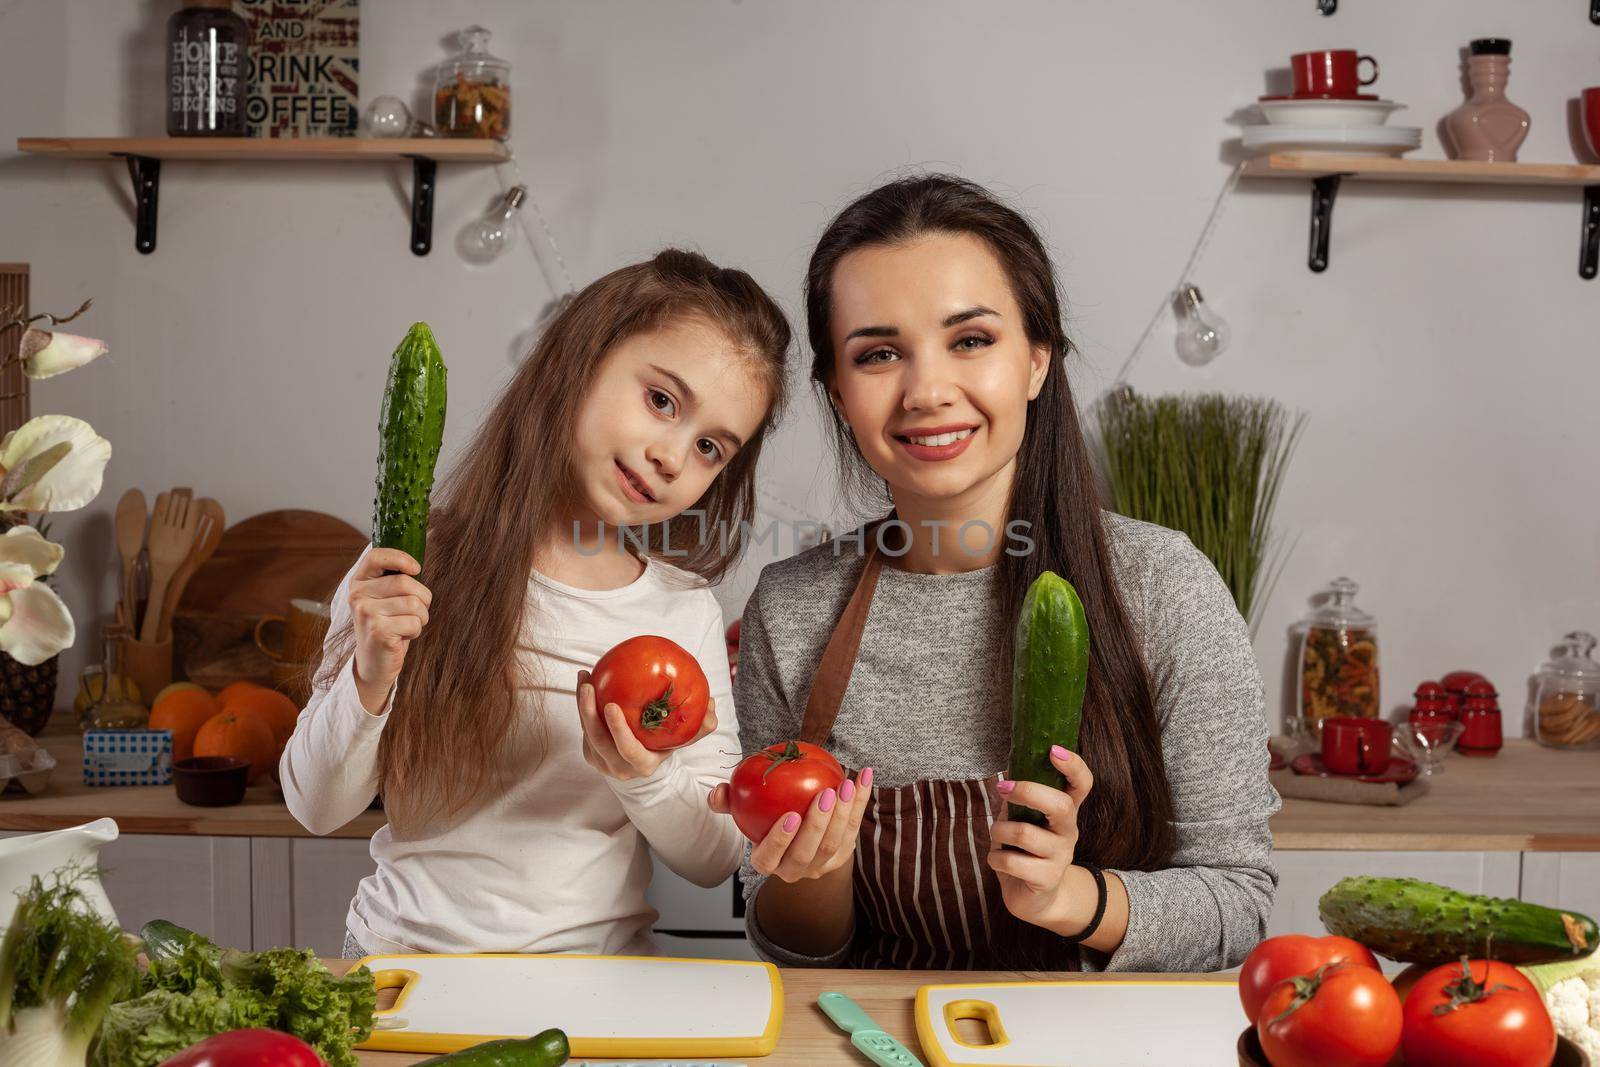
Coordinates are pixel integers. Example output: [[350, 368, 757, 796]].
[[0, 817, 119, 928]]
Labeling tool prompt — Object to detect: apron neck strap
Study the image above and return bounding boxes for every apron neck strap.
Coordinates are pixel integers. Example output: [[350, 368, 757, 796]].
[[799, 523, 890, 745]]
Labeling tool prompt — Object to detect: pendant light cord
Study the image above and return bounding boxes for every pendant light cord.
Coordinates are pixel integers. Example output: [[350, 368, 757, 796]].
[[1109, 161, 1245, 386]]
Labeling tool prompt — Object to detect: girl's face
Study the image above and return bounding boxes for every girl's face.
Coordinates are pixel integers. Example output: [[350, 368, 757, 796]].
[[826, 231, 1050, 509], [569, 315, 770, 528]]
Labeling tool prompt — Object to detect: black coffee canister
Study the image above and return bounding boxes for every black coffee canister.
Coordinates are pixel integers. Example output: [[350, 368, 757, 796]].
[[167, 0, 249, 136]]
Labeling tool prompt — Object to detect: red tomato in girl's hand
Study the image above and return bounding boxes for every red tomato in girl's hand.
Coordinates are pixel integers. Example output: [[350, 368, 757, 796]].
[[159, 1028, 324, 1066], [1239, 934, 1382, 1022], [728, 740, 846, 842], [1256, 962, 1402, 1067], [1400, 958, 1556, 1067], [591, 635, 711, 751]]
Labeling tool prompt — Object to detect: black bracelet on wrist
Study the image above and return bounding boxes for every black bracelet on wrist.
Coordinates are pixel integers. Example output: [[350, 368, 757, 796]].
[[1060, 862, 1107, 945]]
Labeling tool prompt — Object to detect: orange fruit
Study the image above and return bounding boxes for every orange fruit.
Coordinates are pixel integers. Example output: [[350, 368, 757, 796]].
[[216, 680, 264, 705], [223, 686, 300, 752], [148, 688, 222, 762], [193, 710, 275, 784]]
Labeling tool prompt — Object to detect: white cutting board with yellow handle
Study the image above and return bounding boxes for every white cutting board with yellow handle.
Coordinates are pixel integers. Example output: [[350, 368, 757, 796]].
[[356, 953, 783, 1058], [915, 979, 1241, 1067]]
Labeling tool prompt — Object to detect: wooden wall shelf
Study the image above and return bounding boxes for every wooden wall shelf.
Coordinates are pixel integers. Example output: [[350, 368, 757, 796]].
[[1242, 153, 1600, 277], [15, 136, 511, 255]]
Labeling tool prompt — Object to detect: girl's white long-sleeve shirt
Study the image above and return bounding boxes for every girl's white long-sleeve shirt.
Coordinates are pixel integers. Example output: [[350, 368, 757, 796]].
[[279, 546, 744, 957]]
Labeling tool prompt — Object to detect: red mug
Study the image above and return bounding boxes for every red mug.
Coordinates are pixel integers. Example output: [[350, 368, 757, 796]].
[[1582, 87, 1600, 161], [1321, 716, 1393, 776], [1292, 50, 1379, 97]]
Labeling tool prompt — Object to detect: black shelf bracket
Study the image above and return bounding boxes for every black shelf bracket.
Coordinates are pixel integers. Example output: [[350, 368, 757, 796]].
[[1308, 174, 1344, 272], [408, 155, 438, 256], [1582, 186, 1600, 280], [1319, 0, 1337, 14], [122, 155, 160, 255]]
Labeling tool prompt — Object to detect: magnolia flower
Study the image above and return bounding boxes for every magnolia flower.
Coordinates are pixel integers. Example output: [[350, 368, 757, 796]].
[[17, 327, 107, 380], [0, 415, 111, 512], [0, 525, 71, 665]]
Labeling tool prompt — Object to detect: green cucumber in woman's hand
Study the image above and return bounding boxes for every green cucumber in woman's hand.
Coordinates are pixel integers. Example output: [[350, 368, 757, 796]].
[[413, 1029, 570, 1066], [1007, 569, 1089, 827], [373, 321, 448, 570]]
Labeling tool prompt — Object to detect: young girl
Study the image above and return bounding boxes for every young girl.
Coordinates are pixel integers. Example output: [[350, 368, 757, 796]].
[[281, 249, 791, 959], [711, 176, 1278, 972]]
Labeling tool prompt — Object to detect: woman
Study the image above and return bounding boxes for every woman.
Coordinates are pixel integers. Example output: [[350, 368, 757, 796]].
[[709, 175, 1279, 972]]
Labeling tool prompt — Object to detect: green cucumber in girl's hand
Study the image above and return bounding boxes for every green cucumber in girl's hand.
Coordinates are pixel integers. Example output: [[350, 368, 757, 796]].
[[373, 321, 448, 569], [1007, 569, 1089, 827], [413, 1029, 570, 1065]]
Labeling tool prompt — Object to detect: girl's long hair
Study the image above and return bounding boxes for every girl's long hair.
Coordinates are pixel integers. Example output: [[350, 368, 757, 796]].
[[805, 176, 1176, 967], [317, 249, 790, 834]]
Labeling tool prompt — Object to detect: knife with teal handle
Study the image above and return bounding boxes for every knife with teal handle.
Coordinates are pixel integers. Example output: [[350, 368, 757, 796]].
[[819, 991, 924, 1067]]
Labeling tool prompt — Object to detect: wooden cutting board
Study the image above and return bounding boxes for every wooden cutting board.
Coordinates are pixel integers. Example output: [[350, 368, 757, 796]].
[[915, 979, 1241, 1067], [354, 953, 783, 1058], [173, 510, 366, 688]]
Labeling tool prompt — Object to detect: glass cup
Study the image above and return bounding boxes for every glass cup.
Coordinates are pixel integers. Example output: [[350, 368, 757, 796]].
[[1401, 718, 1465, 775]]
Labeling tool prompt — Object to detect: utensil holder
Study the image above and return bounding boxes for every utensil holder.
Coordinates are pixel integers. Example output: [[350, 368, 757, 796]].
[[122, 635, 172, 704]]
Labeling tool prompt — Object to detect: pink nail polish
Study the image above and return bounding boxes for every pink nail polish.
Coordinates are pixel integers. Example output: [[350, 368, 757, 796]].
[[861, 767, 874, 788], [818, 788, 837, 813], [997, 779, 1016, 794], [1052, 745, 1071, 761], [782, 813, 801, 833], [840, 780, 856, 803]]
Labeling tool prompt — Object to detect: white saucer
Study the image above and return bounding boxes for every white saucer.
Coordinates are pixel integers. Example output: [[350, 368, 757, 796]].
[[1257, 98, 1407, 127], [1242, 124, 1422, 157]]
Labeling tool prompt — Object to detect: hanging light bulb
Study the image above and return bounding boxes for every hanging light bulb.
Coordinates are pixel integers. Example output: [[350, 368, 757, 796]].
[[458, 185, 527, 264], [1172, 284, 1231, 366]]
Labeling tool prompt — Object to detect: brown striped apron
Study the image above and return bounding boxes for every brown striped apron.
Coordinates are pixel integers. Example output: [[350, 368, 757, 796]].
[[798, 535, 1081, 971]]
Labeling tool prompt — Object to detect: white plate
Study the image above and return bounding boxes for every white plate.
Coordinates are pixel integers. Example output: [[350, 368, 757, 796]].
[[1242, 124, 1422, 157], [1258, 98, 1406, 127]]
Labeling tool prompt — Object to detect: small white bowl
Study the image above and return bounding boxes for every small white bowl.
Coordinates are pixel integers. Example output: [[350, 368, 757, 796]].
[[1258, 98, 1407, 127]]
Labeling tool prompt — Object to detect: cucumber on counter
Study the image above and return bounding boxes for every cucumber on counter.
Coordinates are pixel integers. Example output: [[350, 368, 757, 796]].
[[372, 321, 448, 569], [414, 1030, 570, 1066], [1006, 569, 1090, 827], [1320, 875, 1600, 966]]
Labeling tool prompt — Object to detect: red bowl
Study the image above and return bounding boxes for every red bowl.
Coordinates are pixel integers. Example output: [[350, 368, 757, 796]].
[[172, 756, 249, 807]]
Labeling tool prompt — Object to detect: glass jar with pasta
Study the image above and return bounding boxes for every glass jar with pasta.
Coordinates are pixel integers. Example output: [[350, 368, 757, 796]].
[[1296, 577, 1381, 738], [433, 26, 511, 140], [1533, 631, 1600, 749]]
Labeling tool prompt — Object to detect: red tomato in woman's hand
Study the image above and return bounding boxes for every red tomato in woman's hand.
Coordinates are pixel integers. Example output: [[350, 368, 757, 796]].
[[1400, 958, 1556, 1067], [728, 740, 846, 842], [591, 635, 710, 751], [159, 1028, 324, 1066], [1256, 962, 1402, 1067], [1239, 934, 1382, 1022]]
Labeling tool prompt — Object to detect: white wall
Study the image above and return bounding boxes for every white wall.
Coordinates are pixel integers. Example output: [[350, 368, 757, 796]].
[[2, 0, 1597, 731]]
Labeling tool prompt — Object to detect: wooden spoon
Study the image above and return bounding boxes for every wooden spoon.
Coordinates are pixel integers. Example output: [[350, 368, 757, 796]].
[[139, 490, 199, 644], [114, 488, 146, 625], [157, 498, 224, 643]]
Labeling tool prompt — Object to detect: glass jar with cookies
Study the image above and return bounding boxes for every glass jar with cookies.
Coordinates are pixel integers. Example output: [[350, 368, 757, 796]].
[[1533, 631, 1600, 749]]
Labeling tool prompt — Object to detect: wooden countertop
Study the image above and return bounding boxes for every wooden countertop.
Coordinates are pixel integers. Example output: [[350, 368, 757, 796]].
[[7, 724, 1600, 851], [331, 960, 1226, 1065]]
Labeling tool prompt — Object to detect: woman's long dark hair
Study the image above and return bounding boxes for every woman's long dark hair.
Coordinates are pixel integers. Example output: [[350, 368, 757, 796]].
[[806, 175, 1176, 967]]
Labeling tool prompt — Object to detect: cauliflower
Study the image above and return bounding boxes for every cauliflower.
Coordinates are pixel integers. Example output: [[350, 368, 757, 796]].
[[1543, 971, 1600, 1061]]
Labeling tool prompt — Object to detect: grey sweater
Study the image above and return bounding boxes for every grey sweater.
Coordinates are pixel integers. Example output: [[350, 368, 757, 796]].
[[733, 513, 1280, 973]]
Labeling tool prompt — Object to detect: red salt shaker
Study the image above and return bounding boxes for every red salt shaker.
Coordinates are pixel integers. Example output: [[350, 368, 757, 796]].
[[1440, 670, 1486, 718], [1457, 680, 1502, 756], [1410, 680, 1455, 724]]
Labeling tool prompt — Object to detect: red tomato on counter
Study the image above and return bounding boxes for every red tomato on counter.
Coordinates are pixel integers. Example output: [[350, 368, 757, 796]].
[[591, 635, 710, 751], [1239, 934, 1382, 1022], [1256, 962, 1402, 1067], [1400, 959, 1556, 1067], [728, 740, 846, 842], [158, 1028, 324, 1066]]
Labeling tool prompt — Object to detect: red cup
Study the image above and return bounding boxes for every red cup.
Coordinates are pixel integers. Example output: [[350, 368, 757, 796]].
[[1321, 716, 1393, 776], [1582, 87, 1600, 161], [1291, 50, 1379, 97]]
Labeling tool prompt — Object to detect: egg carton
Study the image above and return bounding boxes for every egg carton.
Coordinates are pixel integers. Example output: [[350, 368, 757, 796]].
[[0, 746, 56, 795]]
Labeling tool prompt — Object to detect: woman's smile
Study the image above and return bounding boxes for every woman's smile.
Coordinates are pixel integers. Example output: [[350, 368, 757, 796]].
[[614, 459, 658, 504], [894, 423, 980, 462]]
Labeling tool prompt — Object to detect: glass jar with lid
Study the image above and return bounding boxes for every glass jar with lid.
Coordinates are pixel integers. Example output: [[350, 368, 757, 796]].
[[433, 26, 511, 140], [1296, 577, 1381, 736], [87, 626, 149, 730], [1533, 631, 1600, 749]]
